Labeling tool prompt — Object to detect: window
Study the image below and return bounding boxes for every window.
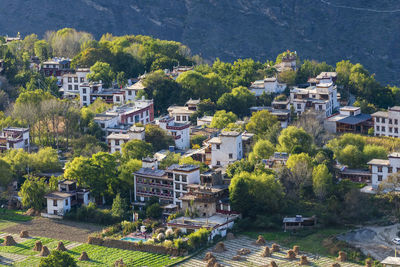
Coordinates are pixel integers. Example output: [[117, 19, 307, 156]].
[[382, 118, 386, 123], [176, 192, 180, 198], [378, 166, 382, 172], [65, 199, 68, 206], [376, 117, 380, 123], [389, 167, 393, 173], [116, 96, 120, 102], [204, 204, 208, 208], [68, 77, 72, 83], [82, 88, 86, 94], [229, 153, 233, 159], [217, 161, 221, 166], [74, 77, 78, 83], [181, 175, 187, 183], [376, 126, 380, 131], [175, 175, 180, 181], [128, 90, 132, 96], [382, 126, 386, 132], [297, 104, 301, 109], [115, 140, 119, 145], [390, 127, 393, 133], [53, 210, 58, 215], [396, 119, 398, 125], [80, 77, 84, 83], [216, 144, 220, 150], [74, 85, 78, 91], [395, 128, 398, 133], [53, 200, 58, 207], [175, 183, 180, 190], [182, 116, 187, 121], [100, 123, 105, 128], [83, 96, 87, 101], [378, 175, 383, 181], [390, 119, 393, 124], [176, 116, 181, 121], [68, 85, 72, 90], [319, 104, 323, 110]]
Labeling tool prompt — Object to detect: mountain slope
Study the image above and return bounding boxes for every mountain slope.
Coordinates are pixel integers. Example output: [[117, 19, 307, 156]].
[[1, 0, 400, 84]]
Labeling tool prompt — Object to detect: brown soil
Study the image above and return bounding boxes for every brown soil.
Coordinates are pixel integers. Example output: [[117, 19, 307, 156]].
[[3, 217, 103, 243]]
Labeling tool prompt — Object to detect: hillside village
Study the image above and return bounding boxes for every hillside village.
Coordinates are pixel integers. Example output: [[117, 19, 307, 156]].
[[0, 30, 400, 266]]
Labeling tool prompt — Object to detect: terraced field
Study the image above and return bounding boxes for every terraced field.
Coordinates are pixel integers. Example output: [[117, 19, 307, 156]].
[[179, 235, 363, 267], [0, 233, 184, 266]]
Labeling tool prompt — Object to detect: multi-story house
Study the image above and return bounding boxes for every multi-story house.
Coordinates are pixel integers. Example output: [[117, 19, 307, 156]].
[[249, 77, 286, 96], [133, 161, 200, 208], [79, 82, 125, 107], [106, 126, 145, 153], [206, 131, 243, 167], [167, 99, 200, 124], [60, 68, 90, 98], [368, 153, 400, 190], [44, 180, 91, 217], [290, 81, 339, 117], [41, 58, 71, 78], [325, 106, 373, 134], [158, 116, 190, 150], [122, 80, 145, 102], [94, 99, 154, 130], [0, 127, 30, 152], [372, 106, 400, 137]]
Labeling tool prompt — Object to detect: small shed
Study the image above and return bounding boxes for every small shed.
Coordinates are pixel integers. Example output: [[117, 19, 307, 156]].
[[283, 215, 316, 232]]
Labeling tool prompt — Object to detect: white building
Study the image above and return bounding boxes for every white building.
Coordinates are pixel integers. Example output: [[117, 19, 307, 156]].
[[249, 77, 286, 96], [197, 115, 213, 126], [44, 180, 91, 217], [60, 68, 90, 98], [290, 82, 339, 117], [0, 127, 30, 152], [372, 106, 400, 138], [207, 131, 243, 167], [123, 80, 145, 102], [158, 116, 190, 150], [368, 153, 400, 190], [169, 165, 200, 208], [107, 126, 145, 153], [167, 99, 200, 124]]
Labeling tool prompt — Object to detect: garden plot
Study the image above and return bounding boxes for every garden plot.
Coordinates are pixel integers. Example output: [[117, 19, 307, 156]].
[[179, 235, 363, 267]]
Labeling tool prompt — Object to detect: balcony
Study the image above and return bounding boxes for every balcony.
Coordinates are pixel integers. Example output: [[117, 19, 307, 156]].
[[136, 181, 173, 188], [137, 190, 173, 199]]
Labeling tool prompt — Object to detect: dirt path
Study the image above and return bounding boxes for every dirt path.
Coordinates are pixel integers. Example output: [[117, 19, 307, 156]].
[[338, 224, 400, 261], [2, 217, 103, 243]]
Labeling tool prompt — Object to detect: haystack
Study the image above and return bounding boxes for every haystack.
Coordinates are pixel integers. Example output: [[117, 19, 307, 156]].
[[3, 235, 16, 246], [114, 259, 126, 267], [299, 255, 310, 265], [337, 251, 347, 262], [255, 235, 266, 245], [213, 242, 226, 253], [39, 246, 50, 257], [293, 245, 300, 255], [206, 257, 217, 267], [237, 248, 251, 255], [33, 240, 43, 251], [78, 251, 90, 261], [56, 241, 67, 251], [331, 264, 341, 267], [226, 232, 235, 240], [269, 261, 278, 267], [19, 230, 29, 238], [271, 243, 280, 252], [203, 252, 215, 261], [262, 246, 271, 257], [365, 259, 372, 267], [232, 255, 243, 261], [286, 250, 297, 260]]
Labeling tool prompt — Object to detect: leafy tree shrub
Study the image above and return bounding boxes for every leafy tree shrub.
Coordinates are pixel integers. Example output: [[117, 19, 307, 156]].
[[39, 250, 77, 267]]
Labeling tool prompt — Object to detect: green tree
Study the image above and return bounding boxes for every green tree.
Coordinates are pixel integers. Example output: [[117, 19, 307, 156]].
[[116, 71, 127, 88], [111, 193, 127, 219], [217, 86, 256, 117], [0, 159, 12, 187], [34, 40, 51, 61], [363, 145, 387, 163], [39, 250, 77, 267], [146, 203, 163, 219], [19, 177, 48, 211], [145, 124, 174, 152], [118, 159, 141, 202], [31, 147, 62, 173], [87, 61, 115, 88], [246, 110, 279, 137], [249, 139, 275, 163], [312, 164, 333, 200], [121, 140, 153, 160], [159, 152, 181, 169], [336, 145, 364, 168], [278, 70, 297, 85], [278, 126, 313, 154], [210, 110, 238, 129]]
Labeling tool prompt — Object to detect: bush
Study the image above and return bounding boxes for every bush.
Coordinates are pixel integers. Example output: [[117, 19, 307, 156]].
[[187, 228, 210, 251], [121, 220, 142, 236], [39, 250, 77, 267], [64, 203, 120, 225]]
